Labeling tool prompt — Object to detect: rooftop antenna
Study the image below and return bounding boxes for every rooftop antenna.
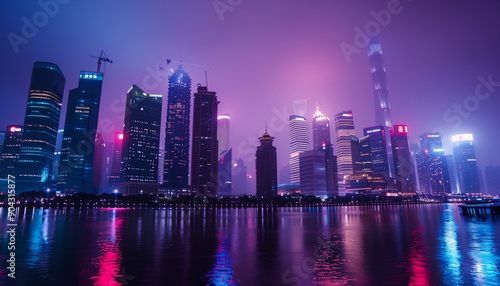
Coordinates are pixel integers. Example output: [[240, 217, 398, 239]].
[[205, 71, 208, 88]]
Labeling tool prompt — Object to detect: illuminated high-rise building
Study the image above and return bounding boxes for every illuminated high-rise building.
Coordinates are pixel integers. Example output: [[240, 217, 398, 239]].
[[299, 150, 327, 198], [92, 132, 105, 192], [51, 128, 64, 185], [16, 62, 65, 192], [312, 105, 331, 151], [289, 115, 309, 184], [232, 157, 248, 196], [451, 134, 480, 194], [218, 149, 232, 196], [391, 125, 415, 194], [256, 131, 278, 198], [363, 126, 390, 176], [0, 126, 23, 193], [119, 85, 162, 195], [191, 85, 219, 197], [416, 133, 451, 195], [217, 115, 231, 196], [57, 71, 103, 193], [108, 132, 123, 192], [0, 126, 23, 190], [163, 66, 191, 190], [334, 111, 355, 196], [368, 39, 394, 178], [0, 131, 5, 155]]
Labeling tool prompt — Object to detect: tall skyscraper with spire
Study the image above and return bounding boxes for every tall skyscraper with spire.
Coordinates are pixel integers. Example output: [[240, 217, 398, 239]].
[[256, 130, 277, 198], [163, 65, 191, 191], [289, 115, 309, 184], [368, 39, 394, 178], [16, 62, 65, 192]]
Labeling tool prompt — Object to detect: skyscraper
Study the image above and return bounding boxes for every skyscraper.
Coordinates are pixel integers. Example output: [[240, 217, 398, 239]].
[[416, 133, 451, 195], [312, 105, 331, 151], [51, 128, 64, 185], [289, 115, 309, 184], [256, 131, 278, 198], [485, 164, 500, 196], [119, 85, 162, 195], [218, 149, 232, 196], [92, 132, 105, 192], [0, 126, 23, 192], [57, 71, 103, 193], [334, 111, 355, 196], [445, 155, 459, 194], [217, 114, 230, 154], [163, 66, 191, 190], [16, 62, 65, 192], [368, 39, 394, 178], [391, 125, 415, 194], [232, 157, 248, 196], [217, 114, 231, 196], [299, 150, 327, 198], [451, 134, 480, 194], [0, 131, 6, 155], [191, 85, 218, 197], [363, 126, 390, 176], [108, 132, 123, 192]]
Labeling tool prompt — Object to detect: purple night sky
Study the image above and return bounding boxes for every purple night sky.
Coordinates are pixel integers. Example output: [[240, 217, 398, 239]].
[[1, 0, 500, 186]]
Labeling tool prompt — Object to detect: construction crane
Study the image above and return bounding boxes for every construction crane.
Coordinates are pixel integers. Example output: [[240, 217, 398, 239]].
[[90, 50, 113, 73], [160, 58, 212, 86]]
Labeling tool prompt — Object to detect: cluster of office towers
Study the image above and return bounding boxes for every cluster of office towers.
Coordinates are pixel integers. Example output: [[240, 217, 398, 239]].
[[0, 61, 242, 197], [274, 40, 483, 198], [0, 40, 488, 198]]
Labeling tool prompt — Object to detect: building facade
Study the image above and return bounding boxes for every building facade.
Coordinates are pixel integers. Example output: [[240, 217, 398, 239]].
[[57, 71, 103, 193], [163, 66, 191, 190], [289, 115, 309, 184], [16, 62, 65, 192], [452, 134, 480, 194], [191, 85, 218, 197], [119, 85, 162, 195], [256, 132, 278, 198], [391, 125, 415, 194], [334, 111, 356, 196], [312, 105, 331, 151]]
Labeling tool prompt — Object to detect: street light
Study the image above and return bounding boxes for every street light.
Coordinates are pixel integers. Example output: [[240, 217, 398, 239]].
[[46, 188, 50, 200], [114, 189, 118, 200]]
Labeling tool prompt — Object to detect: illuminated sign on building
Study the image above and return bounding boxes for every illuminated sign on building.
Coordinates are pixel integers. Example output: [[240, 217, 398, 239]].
[[217, 115, 230, 120], [9, 127, 22, 133], [394, 125, 408, 134], [451, 134, 473, 143]]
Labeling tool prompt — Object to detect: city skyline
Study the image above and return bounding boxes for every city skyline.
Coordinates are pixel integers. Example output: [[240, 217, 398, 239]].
[[1, 1, 499, 187]]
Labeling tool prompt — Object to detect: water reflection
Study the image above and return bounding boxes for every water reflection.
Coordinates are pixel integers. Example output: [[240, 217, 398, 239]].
[[1, 205, 500, 285], [204, 233, 238, 285], [466, 219, 500, 285], [439, 205, 464, 285], [89, 208, 124, 286]]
